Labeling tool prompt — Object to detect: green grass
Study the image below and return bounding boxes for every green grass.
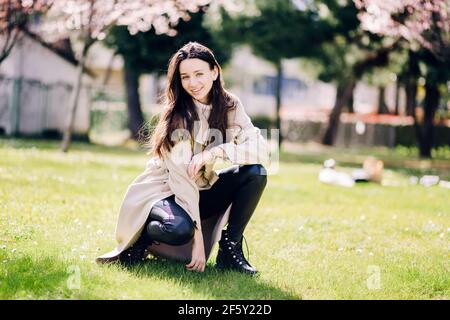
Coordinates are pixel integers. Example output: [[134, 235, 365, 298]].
[[0, 138, 449, 299]]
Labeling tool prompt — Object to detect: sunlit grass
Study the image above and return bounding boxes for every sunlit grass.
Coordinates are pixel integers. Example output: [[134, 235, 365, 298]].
[[0, 138, 448, 299]]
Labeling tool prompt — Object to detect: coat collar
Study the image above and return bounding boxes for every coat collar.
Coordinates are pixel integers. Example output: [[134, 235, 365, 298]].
[[193, 99, 212, 110]]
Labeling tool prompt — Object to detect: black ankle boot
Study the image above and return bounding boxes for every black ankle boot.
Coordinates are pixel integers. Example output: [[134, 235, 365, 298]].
[[215, 230, 258, 275], [118, 234, 154, 265]]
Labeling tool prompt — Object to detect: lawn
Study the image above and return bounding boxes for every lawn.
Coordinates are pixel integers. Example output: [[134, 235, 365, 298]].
[[0, 138, 448, 299]]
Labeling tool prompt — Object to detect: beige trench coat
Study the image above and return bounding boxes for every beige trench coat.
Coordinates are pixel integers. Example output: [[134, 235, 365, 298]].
[[96, 97, 269, 264]]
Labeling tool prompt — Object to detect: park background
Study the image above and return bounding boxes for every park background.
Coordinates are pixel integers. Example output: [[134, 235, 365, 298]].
[[0, 0, 449, 299]]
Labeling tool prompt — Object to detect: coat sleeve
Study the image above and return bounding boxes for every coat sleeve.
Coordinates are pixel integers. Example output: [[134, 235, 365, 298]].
[[163, 139, 202, 231], [210, 98, 270, 167]]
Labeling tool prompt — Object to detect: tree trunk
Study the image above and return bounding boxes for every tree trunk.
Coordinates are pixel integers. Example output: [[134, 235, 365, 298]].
[[394, 79, 400, 115], [322, 80, 356, 146], [61, 39, 93, 152], [102, 50, 117, 87], [347, 93, 354, 113], [124, 62, 145, 140], [275, 62, 283, 148], [405, 51, 419, 116], [419, 74, 440, 158], [377, 85, 389, 114], [405, 79, 417, 116], [0, 28, 21, 65]]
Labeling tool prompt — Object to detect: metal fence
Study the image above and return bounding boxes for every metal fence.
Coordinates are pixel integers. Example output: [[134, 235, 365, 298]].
[[0, 76, 85, 136], [0, 76, 127, 138]]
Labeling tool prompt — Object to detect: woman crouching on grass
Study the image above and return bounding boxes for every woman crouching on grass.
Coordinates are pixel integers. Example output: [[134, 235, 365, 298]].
[[97, 42, 269, 275]]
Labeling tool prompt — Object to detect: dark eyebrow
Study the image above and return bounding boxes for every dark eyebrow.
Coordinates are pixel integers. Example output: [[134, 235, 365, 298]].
[[180, 70, 204, 75]]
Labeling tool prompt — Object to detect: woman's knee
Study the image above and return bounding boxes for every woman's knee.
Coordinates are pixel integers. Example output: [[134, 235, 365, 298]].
[[169, 216, 195, 245], [240, 164, 268, 188], [147, 215, 194, 246]]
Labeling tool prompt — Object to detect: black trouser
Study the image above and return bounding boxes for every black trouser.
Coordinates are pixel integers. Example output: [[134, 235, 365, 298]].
[[138, 164, 267, 247]]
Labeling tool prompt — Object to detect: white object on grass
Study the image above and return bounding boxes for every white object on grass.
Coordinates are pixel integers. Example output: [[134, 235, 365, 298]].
[[319, 168, 355, 187]]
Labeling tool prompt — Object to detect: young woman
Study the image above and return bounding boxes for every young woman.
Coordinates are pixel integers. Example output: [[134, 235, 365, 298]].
[[97, 42, 269, 275]]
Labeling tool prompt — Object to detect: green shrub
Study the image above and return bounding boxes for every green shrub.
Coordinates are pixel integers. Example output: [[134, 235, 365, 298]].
[[251, 115, 274, 130]]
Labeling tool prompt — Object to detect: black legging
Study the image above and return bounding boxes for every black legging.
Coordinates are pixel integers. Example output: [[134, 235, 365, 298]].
[[138, 164, 267, 247]]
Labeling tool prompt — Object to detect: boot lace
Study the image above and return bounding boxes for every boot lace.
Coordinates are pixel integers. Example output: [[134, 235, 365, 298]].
[[229, 236, 250, 265]]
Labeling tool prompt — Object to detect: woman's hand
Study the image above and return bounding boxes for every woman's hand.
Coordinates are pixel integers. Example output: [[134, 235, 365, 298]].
[[186, 228, 206, 272], [187, 150, 213, 179]]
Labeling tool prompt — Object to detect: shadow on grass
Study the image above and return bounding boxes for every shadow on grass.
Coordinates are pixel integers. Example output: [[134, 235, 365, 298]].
[[1, 252, 300, 299], [120, 257, 301, 300], [0, 252, 103, 299]]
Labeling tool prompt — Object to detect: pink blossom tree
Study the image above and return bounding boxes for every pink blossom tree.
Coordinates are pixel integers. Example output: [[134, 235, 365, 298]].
[[354, 0, 449, 61], [0, 0, 51, 64], [37, 0, 211, 152], [354, 0, 450, 157]]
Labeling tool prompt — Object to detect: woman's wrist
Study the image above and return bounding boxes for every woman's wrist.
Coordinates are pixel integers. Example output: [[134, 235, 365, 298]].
[[208, 146, 225, 161], [194, 227, 203, 239]]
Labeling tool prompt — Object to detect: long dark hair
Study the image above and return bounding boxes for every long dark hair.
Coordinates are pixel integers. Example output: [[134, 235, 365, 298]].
[[148, 42, 237, 158]]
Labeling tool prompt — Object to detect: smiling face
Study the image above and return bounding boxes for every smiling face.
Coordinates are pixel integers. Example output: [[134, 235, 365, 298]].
[[179, 58, 218, 104]]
